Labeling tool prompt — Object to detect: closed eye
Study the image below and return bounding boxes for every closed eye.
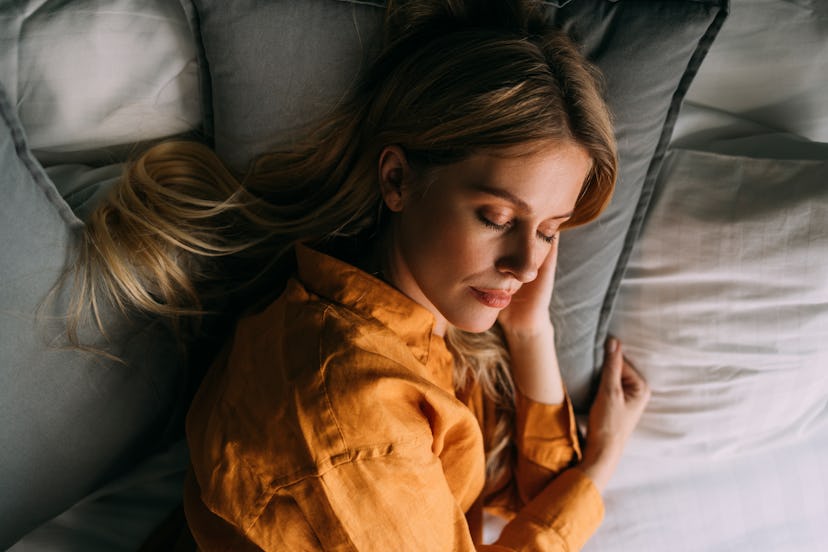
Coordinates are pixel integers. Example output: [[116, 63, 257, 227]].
[[478, 213, 557, 244], [538, 232, 557, 244], [477, 213, 512, 232]]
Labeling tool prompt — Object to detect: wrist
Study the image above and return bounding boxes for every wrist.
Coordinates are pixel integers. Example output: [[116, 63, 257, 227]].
[[503, 321, 563, 405], [501, 319, 555, 341], [580, 441, 624, 492], [578, 458, 613, 493]]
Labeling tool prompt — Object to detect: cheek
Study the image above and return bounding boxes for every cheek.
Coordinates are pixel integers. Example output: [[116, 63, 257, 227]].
[[399, 204, 487, 280]]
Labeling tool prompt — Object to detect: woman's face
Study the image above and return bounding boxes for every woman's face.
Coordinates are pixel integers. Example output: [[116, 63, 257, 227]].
[[379, 139, 592, 335]]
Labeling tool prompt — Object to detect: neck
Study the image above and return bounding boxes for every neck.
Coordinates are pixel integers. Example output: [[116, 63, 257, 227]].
[[377, 225, 448, 337]]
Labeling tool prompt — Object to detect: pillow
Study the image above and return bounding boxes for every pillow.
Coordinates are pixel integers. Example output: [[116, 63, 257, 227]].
[[0, 0, 201, 166], [0, 82, 184, 548], [8, 440, 189, 552], [544, 1, 728, 409], [183, 0, 386, 172], [682, 0, 828, 142], [609, 137, 828, 457], [184, 0, 728, 409]]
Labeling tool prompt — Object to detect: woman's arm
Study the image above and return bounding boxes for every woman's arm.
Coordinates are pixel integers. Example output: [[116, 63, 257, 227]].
[[497, 235, 565, 405], [502, 322, 564, 405], [496, 233, 650, 498]]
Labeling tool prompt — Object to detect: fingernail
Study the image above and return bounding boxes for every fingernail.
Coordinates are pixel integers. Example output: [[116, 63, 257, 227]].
[[608, 338, 618, 352]]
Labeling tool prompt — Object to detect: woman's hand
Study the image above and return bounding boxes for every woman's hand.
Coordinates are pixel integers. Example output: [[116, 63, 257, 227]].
[[580, 337, 650, 491], [497, 234, 559, 337], [498, 236, 565, 404]]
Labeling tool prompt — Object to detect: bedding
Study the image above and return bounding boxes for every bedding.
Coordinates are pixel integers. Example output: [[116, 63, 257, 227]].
[[545, 0, 727, 410], [611, 140, 828, 457], [586, 421, 828, 551], [679, 0, 828, 142], [587, 136, 828, 551], [0, 0, 201, 165], [583, 0, 828, 548], [0, 0, 198, 548], [3, 0, 827, 550], [0, 80, 185, 549]]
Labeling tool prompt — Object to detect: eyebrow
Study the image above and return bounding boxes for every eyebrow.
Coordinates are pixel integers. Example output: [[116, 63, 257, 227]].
[[471, 184, 574, 220]]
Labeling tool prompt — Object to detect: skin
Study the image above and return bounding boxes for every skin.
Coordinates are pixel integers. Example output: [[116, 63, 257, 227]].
[[378, 138, 651, 493], [378, 140, 585, 337]]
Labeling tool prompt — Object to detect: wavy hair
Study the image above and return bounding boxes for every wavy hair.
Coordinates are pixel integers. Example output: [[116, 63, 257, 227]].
[[73, 0, 616, 500]]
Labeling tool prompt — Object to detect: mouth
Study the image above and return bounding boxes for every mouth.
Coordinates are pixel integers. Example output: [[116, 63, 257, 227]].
[[469, 287, 514, 309]]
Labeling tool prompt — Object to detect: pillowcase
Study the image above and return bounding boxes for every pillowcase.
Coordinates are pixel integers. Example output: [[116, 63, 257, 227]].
[[183, 0, 385, 173], [609, 137, 828, 457], [183, 0, 728, 409], [0, 0, 201, 166], [8, 440, 189, 552], [0, 82, 183, 548], [544, 0, 728, 409], [683, 0, 828, 142]]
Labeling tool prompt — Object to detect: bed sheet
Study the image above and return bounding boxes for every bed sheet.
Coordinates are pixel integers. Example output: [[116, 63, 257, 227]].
[[584, 421, 828, 552]]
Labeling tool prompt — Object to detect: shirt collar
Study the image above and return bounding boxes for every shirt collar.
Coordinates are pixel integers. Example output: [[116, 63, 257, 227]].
[[295, 243, 447, 368]]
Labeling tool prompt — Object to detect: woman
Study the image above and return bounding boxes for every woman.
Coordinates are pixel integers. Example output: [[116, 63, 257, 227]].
[[80, 0, 649, 549]]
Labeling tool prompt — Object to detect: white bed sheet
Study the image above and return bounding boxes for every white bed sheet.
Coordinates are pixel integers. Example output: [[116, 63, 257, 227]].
[[585, 421, 828, 552]]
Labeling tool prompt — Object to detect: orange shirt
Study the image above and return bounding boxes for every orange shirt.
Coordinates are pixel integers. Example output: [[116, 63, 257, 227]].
[[184, 245, 604, 551]]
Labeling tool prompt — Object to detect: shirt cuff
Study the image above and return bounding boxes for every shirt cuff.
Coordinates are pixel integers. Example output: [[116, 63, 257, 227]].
[[515, 390, 582, 471], [496, 468, 605, 551]]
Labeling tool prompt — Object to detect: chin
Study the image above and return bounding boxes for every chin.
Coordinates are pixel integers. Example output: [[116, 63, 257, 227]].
[[449, 314, 499, 334]]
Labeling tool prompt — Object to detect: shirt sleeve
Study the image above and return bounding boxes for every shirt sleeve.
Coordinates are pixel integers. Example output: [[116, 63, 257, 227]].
[[485, 391, 605, 551], [492, 468, 604, 551], [244, 449, 484, 551], [187, 391, 603, 552], [241, 448, 602, 552], [513, 391, 584, 502]]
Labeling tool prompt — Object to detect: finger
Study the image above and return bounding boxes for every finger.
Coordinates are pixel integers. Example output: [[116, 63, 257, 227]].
[[600, 337, 623, 387], [545, 232, 560, 265], [620, 359, 651, 402], [534, 233, 561, 287], [620, 357, 646, 388]]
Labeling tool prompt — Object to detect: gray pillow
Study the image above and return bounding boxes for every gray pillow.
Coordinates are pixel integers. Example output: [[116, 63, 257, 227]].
[[183, 0, 728, 409], [0, 82, 183, 548]]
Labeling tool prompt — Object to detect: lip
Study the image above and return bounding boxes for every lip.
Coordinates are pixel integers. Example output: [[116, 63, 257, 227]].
[[469, 287, 514, 309]]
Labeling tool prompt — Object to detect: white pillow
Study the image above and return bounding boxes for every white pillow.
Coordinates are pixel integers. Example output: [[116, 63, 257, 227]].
[[0, 0, 200, 165], [610, 137, 828, 457], [684, 0, 828, 142]]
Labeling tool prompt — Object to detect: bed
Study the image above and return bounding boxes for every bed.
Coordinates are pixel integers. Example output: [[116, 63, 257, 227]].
[[1, 0, 826, 550]]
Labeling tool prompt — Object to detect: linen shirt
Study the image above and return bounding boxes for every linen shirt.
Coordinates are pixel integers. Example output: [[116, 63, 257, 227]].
[[184, 244, 604, 551]]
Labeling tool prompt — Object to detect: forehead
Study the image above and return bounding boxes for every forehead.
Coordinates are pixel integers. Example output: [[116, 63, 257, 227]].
[[432, 140, 592, 215]]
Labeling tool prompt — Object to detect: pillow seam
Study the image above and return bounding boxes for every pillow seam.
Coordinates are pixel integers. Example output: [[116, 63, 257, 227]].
[[590, 0, 731, 383], [0, 85, 83, 229]]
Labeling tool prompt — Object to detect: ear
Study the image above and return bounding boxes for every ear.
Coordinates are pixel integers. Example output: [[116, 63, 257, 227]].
[[378, 145, 412, 213]]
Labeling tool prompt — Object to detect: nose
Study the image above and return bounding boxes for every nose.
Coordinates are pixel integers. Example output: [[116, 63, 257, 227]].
[[495, 232, 540, 283]]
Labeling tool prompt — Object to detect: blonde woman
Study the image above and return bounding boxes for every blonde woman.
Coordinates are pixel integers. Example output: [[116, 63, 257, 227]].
[[81, 1, 650, 549]]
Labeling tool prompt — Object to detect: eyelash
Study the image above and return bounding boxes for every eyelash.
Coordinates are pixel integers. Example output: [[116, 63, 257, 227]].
[[477, 215, 557, 244]]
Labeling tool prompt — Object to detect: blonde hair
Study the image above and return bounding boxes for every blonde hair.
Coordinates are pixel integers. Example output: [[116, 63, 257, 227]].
[[74, 0, 616, 501]]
